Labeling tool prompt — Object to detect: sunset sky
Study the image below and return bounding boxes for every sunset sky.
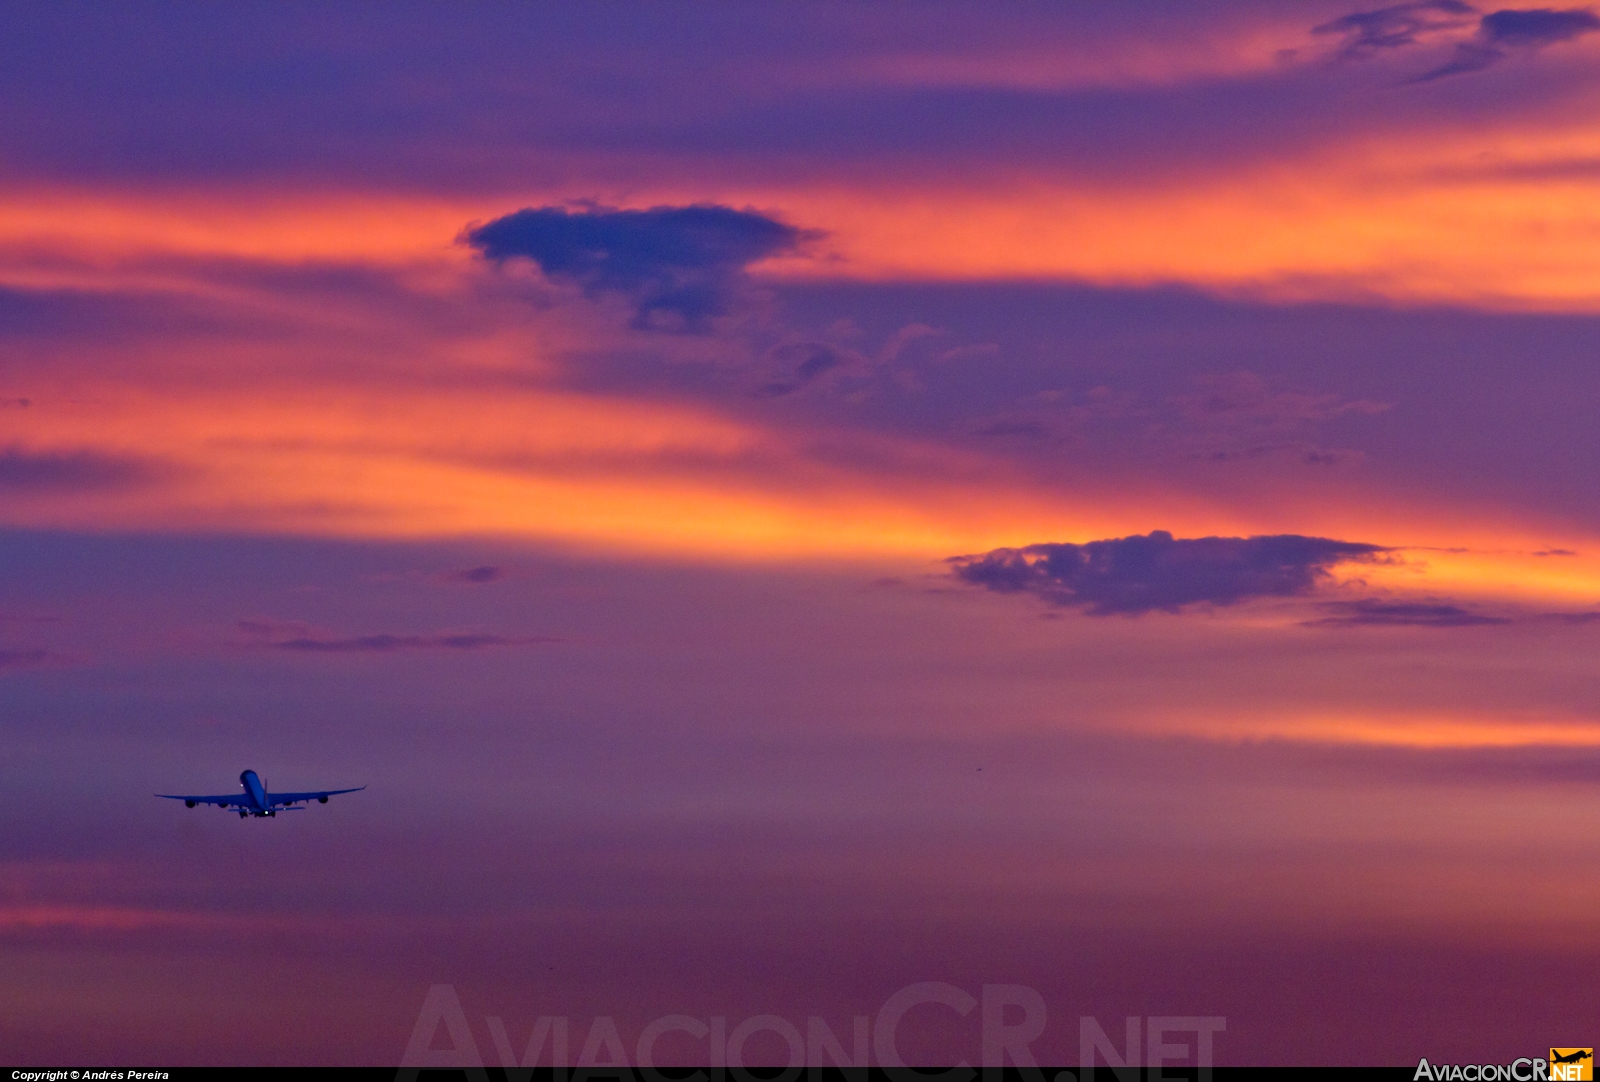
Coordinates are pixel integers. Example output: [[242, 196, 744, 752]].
[[6, 2, 1600, 1067]]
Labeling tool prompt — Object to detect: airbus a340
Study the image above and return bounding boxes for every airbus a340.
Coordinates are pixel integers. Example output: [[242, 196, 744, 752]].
[[157, 770, 364, 818]]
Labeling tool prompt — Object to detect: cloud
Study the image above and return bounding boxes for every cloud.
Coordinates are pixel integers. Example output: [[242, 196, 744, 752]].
[[1165, 374, 1385, 467], [1187, 441, 1365, 467], [463, 203, 815, 331], [966, 373, 1380, 468], [971, 417, 1062, 442], [755, 341, 860, 397], [1314, 1, 1479, 61], [0, 448, 160, 491], [949, 530, 1386, 615], [753, 324, 935, 399], [1312, 2, 1599, 80], [236, 618, 316, 638], [1301, 599, 1510, 627], [1536, 610, 1600, 624], [0, 648, 51, 671], [1481, 5, 1600, 43], [875, 323, 942, 364], [237, 618, 556, 651], [1415, 6, 1600, 80], [1175, 371, 1390, 428], [269, 633, 560, 653], [444, 565, 505, 584]]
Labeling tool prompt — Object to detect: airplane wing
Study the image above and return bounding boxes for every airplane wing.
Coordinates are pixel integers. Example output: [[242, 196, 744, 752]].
[[155, 793, 250, 807], [265, 786, 365, 807]]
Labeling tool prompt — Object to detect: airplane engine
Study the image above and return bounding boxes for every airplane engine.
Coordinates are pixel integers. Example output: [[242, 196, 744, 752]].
[[318, 796, 328, 803], [185, 800, 196, 807]]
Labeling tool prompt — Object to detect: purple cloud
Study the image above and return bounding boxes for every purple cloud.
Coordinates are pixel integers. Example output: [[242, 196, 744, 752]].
[[1314, 1, 1479, 61], [0, 648, 51, 671], [754, 341, 858, 398], [445, 566, 506, 584], [464, 203, 816, 331], [949, 530, 1386, 615], [1416, 6, 1600, 80], [269, 633, 560, 653], [236, 618, 316, 638], [1481, 5, 1600, 43], [0, 448, 161, 491], [236, 618, 558, 652], [1302, 599, 1510, 627]]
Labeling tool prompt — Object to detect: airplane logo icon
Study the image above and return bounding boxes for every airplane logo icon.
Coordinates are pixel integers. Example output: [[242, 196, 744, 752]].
[[1551, 1048, 1594, 1082]]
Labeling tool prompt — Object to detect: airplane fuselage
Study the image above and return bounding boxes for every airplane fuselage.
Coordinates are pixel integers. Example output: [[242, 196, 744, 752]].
[[239, 769, 273, 817]]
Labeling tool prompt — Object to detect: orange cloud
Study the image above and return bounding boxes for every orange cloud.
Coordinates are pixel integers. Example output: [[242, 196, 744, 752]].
[[751, 136, 1600, 310], [0, 374, 1130, 558], [1159, 710, 1600, 749], [0, 904, 297, 934], [7, 105, 1600, 311], [5, 119, 1600, 593], [2, 365, 1597, 616]]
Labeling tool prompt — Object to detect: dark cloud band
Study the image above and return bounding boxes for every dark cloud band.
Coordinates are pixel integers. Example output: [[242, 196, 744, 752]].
[[270, 633, 559, 653], [0, 648, 51, 671], [236, 619, 558, 652], [1301, 599, 1510, 627], [0, 448, 161, 491], [445, 565, 505, 584]]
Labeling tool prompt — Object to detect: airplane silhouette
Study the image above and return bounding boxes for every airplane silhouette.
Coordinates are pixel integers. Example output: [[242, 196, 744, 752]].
[[157, 769, 363, 818], [1552, 1050, 1593, 1065]]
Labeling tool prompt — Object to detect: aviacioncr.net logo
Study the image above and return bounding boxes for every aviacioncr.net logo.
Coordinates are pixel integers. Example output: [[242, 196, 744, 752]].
[[1413, 1049, 1592, 1081]]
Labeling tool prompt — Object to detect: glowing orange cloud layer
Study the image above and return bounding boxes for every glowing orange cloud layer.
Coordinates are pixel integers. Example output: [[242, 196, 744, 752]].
[[10, 122, 1600, 314], [751, 133, 1600, 310], [4, 369, 1599, 614], [1152, 711, 1600, 749], [2, 43, 1600, 315], [3, 107, 1600, 590], [0, 376, 1145, 558], [0, 187, 481, 266]]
